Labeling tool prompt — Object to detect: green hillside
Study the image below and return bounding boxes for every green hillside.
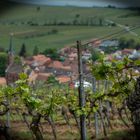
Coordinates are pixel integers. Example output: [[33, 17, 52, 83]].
[[0, 3, 140, 54]]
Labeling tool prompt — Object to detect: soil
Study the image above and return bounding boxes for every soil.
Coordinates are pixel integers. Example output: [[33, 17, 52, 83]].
[[0, 120, 135, 140]]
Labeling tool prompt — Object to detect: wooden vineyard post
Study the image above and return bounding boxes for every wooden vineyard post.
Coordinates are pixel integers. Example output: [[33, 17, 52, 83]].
[[92, 77, 99, 138], [77, 40, 87, 140]]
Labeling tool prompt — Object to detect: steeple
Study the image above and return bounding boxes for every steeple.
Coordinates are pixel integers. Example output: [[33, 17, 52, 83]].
[[8, 33, 14, 65], [8, 33, 14, 55]]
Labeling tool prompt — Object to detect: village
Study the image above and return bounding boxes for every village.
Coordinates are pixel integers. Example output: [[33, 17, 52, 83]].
[[0, 38, 140, 87]]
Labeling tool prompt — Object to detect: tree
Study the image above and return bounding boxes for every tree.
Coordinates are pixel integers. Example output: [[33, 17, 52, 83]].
[[136, 43, 140, 50], [14, 56, 22, 65], [33, 46, 39, 56], [75, 14, 80, 18], [118, 37, 127, 50], [99, 18, 103, 26], [43, 48, 60, 60], [0, 47, 5, 52], [91, 48, 102, 62], [127, 39, 136, 49], [19, 43, 26, 57], [36, 6, 40, 12], [73, 19, 78, 25], [46, 75, 59, 84], [0, 52, 8, 76]]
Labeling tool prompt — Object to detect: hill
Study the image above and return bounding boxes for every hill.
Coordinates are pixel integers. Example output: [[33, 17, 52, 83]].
[[9, 0, 140, 8], [0, 3, 140, 55]]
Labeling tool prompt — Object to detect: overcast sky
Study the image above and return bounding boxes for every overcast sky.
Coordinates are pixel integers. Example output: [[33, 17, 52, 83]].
[[9, 0, 140, 8]]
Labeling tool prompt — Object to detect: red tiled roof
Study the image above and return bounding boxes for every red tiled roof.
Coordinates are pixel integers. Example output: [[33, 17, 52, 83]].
[[93, 40, 101, 46], [26, 55, 51, 66], [33, 55, 51, 65], [57, 76, 71, 83], [48, 61, 63, 68], [63, 59, 78, 74], [48, 61, 71, 71], [0, 77, 6, 85], [37, 73, 52, 81], [122, 49, 134, 54]]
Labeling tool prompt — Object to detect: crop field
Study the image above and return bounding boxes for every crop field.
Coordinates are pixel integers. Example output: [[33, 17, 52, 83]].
[[0, 3, 140, 54]]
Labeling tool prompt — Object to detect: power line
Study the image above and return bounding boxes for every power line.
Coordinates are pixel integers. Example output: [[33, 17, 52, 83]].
[[81, 25, 140, 47], [67, 25, 140, 49]]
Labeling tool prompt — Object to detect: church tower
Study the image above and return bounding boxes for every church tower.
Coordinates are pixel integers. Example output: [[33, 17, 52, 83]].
[[8, 33, 14, 65], [5, 33, 23, 85]]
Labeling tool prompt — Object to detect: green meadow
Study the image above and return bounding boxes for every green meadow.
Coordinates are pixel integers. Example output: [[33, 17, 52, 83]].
[[0, 3, 140, 54]]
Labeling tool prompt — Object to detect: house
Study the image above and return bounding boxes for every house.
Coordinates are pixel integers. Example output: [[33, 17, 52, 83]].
[[100, 40, 119, 48], [56, 75, 71, 84], [63, 59, 78, 77], [25, 54, 51, 71], [88, 39, 101, 48], [46, 60, 72, 76], [68, 52, 77, 61], [82, 52, 92, 61], [28, 68, 53, 84], [129, 50, 140, 59], [60, 47, 77, 55], [36, 73, 52, 81], [33, 55, 51, 66], [121, 49, 134, 55], [0, 77, 6, 86], [74, 81, 92, 88]]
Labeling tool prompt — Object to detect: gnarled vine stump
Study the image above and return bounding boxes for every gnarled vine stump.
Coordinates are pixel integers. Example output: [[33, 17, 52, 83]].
[[127, 77, 140, 140]]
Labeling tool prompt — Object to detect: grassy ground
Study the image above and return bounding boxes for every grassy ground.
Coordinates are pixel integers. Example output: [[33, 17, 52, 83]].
[[0, 3, 140, 54], [1, 112, 134, 140], [7, 120, 135, 140], [98, 129, 135, 140]]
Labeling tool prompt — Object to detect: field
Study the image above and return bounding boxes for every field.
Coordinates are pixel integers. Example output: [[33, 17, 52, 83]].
[[0, 3, 140, 54]]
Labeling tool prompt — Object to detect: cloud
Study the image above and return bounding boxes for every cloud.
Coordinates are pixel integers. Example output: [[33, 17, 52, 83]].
[[8, 0, 140, 7]]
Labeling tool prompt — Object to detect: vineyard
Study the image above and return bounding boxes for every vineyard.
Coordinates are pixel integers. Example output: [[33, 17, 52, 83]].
[[0, 39, 140, 140], [0, 3, 140, 54], [1, 1, 140, 139]]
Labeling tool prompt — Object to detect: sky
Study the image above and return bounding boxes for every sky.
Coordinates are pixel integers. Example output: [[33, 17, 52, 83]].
[[9, 0, 140, 8]]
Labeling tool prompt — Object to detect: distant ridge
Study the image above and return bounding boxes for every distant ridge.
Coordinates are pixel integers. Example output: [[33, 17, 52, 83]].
[[6, 0, 140, 8], [9, 0, 140, 8]]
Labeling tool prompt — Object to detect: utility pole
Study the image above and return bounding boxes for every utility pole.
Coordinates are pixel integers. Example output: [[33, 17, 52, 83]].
[[77, 40, 86, 140]]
